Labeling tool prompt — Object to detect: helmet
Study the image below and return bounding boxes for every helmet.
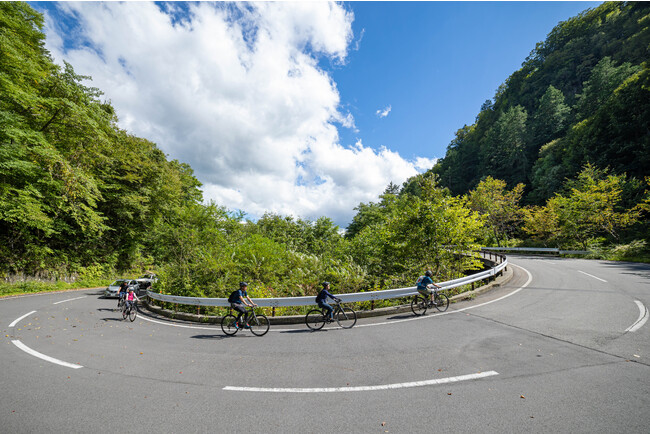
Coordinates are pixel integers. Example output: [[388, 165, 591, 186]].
[[239, 281, 248, 287], [425, 270, 433, 277], [322, 281, 330, 288]]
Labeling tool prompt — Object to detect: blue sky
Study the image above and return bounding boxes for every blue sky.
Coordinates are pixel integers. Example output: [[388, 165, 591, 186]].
[[32, 1, 601, 227], [332, 1, 602, 160]]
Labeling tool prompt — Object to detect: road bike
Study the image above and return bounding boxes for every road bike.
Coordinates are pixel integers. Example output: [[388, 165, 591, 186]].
[[122, 301, 138, 322], [410, 290, 449, 316], [221, 306, 270, 336], [305, 300, 357, 330], [117, 294, 125, 311]]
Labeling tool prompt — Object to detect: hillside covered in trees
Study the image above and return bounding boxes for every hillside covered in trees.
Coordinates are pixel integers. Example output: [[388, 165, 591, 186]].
[[432, 2, 649, 203], [1, 2, 649, 302]]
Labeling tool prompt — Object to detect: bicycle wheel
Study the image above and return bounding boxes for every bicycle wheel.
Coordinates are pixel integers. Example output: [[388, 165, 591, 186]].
[[335, 307, 357, 329], [249, 314, 270, 336], [122, 305, 128, 320], [129, 304, 138, 321], [117, 297, 124, 311], [305, 309, 326, 331], [433, 293, 449, 312], [221, 314, 239, 336], [411, 296, 428, 316]]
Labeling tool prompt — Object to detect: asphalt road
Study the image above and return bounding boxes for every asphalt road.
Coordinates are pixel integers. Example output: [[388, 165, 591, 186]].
[[2, 256, 649, 433]]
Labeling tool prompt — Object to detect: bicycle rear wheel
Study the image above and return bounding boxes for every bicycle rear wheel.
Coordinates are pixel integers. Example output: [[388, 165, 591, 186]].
[[335, 307, 357, 329], [221, 314, 239, 336], [249, 314, 270, 336], [129, 304, 138, 321], [122, 305, 128, 320], [411, 296, 428, 316], [433, 293, 449, 312], [306, 309, 326, 330]]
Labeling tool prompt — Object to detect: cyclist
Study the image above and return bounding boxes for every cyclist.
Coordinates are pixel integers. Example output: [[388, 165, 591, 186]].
[[117, 280, 129, 307], [416, 270, 442, 303], [316, 282, 341, 322], [228, 282, 257, 329], [125, 288, 140, 311]]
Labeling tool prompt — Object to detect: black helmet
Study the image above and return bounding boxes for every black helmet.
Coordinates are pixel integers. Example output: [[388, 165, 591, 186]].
[[425, 270, 433, 277], [322, 281, 330, 288], [240, 281, 248, 287]]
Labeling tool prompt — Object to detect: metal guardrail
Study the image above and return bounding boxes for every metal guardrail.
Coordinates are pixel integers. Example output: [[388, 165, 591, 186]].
[[147, 254, 508, 308], [482, 247, 590, 255]]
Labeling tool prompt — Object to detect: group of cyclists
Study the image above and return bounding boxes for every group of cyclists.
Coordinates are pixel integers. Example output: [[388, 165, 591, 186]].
[[115, 269, 442, 327], [116, 281, 140, 312], [226, 270, 442, 329]]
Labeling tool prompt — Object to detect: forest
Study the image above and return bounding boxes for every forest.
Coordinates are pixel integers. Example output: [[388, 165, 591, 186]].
[[1, 2, 648, 302]]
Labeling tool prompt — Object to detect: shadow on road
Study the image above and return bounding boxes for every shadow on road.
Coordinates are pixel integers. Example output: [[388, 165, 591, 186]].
[[191, 334, 238, 340]]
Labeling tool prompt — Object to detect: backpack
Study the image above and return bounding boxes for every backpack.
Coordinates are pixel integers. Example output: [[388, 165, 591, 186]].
[[228, 290, 240, 303], [416, 276, 424, 286]]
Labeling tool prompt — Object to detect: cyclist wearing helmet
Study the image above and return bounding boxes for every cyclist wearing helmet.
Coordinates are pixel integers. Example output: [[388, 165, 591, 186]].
[[228, 282, 257, 328], [416, 270, 441, 302], [316, 282, 340, 322]]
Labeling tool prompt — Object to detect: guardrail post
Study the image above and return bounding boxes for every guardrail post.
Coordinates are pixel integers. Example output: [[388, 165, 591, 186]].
[[371, 300, 375, 310], [272, 307, 276, 317]]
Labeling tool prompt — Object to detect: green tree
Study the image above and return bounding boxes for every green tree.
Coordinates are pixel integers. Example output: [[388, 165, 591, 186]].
[[543, 164, 640, 248], [480, 105, 529, 186], [467, 177, 525, 246]]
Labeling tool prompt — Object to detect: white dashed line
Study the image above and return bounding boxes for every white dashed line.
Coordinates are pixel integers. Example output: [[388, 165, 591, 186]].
[[224, 370, 499, 393], [578, 270, 607, 282], [11, 340, 83, 369], [625, 301, 649, 333], [53, 296, 86, 305], [9, 310, 36, 327]]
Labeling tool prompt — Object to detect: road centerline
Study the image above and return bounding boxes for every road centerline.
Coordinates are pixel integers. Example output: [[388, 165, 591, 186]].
[[223, 370, 499, 393], [11, 340, 83, 369], [53, 296, 86, 305], [9, 310, 37, 327], [578, 270, 607, 282]]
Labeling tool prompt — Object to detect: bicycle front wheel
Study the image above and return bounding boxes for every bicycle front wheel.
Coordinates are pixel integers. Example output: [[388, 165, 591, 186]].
[[122, 306, 128, 320], [221, 314, 239, 336], [411, 296, 428, 316], [335, 307, 357, 329], [249, 314, 270, 336], [306, 309, 326, 330], [129, 304, 138, 321], [434, 293, 449, 312]]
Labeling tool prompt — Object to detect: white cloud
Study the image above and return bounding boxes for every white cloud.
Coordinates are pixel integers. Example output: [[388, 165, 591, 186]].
[[41, 2, 432, 227], [376, 104, 392, 118]]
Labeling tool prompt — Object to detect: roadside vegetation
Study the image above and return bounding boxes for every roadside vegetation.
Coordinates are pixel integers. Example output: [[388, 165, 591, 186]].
[[1, 2, 648, 305]]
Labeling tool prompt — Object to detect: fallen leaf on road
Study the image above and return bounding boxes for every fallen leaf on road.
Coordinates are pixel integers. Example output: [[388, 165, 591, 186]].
[[520, 395, 525, 399]]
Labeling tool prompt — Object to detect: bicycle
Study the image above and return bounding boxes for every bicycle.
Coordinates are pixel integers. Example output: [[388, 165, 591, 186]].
[[221, 306, 270, 336], [117, 294, 125, 311], [122, 300, 138, 322], [410, 289, 449, 316], [305, 300, 357, 330]]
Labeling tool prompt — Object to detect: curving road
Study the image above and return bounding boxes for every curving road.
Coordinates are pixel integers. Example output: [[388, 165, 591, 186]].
[[2, 257, 649, 433]]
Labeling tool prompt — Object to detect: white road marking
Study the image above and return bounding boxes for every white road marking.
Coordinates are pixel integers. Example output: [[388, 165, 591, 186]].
[[11, 340, 83, 369], [578, 270, 607, 282], [625, 301, 649, 333], [224, 371, 499, 393], [138, 264, 533, 332], [53, 296, 86, 305], [9, 311, 37, 327]]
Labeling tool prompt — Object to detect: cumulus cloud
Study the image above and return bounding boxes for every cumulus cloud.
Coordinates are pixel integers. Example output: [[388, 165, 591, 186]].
[[40, 2, 433, 227], [376, 105, 392, 118]]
